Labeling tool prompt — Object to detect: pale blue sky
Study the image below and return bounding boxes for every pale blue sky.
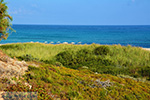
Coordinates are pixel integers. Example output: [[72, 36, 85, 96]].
[[5, 0, 150, 25]]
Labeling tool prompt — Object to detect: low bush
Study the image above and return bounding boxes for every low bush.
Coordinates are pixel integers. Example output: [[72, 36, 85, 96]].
[[56, 48, 114, 69], [56, 48, 150, 80], [94, 46, 110, 55], [1, 43, 150, 99], [17, 54, 39, 61], [1, 43, 150, 79], [139, 66, 150, 80], [56, 50, 77, 68], [3, 64, 150, 100]]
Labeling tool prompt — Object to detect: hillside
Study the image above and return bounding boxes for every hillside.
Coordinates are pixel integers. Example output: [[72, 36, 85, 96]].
[[0, 43, 150, 99], [0, 63, 150, 99]]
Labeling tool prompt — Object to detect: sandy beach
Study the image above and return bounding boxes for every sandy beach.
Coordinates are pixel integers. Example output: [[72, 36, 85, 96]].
[[142, 48, 150, 51]]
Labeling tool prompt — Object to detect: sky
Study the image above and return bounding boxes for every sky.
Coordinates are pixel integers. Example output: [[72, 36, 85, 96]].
[[5, 0, 150, 25]]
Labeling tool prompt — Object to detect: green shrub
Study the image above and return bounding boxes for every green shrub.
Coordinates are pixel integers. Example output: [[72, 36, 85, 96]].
[[55, 62, 63, 67], [101, 58, 113, 66], [139, 66, 150, 79], [76, 48, 93, 55], [56, 50, 78, 68], [56, 49, 95, 69], [56, 48, 114, 69], [17, 54, 39, 61], [76, 49, 93, 65], [41, 59, 56, 64], [94, 46, 110, 55], [1, 43, 150, 80]]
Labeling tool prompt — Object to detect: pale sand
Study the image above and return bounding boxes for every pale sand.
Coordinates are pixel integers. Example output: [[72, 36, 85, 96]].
[[142, 48, 150, 51]]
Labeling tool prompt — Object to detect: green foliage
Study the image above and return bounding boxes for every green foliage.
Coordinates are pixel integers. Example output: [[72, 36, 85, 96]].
[[0, 0, 14, 40], [2, 64, 150, 99], [56, 50, 76, 67], [0, 43, 150, 79], [94, 46, 110, 55], [17, 54, 39, 61], [140, 66, 150, 80], [76, 49, 93, 65], [55, 45, 150, 80], [56, 48, 114, 69], [0, 43, 95, 61], [0, 44, 25, 50]]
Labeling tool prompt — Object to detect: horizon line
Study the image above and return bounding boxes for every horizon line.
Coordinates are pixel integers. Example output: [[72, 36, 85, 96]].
[[12, 24, 150, 26]]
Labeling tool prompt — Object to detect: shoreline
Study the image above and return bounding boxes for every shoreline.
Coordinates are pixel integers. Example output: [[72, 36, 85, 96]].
[[142, 48, 150, 51], [0, 42, 150, 51]]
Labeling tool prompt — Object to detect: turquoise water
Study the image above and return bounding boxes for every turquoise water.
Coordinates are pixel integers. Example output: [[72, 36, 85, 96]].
[[1, 25, 150, 48]]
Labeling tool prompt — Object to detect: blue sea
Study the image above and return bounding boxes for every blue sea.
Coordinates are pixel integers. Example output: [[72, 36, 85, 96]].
[[1, 25, 150, 48]]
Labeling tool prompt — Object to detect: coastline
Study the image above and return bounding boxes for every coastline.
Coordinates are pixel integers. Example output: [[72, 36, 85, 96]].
[[142, 48, 150, 51], [0, 42, 150, 51]]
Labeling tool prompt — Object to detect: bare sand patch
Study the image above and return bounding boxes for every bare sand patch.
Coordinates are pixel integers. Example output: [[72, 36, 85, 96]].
[[142, 48, 150, 51]]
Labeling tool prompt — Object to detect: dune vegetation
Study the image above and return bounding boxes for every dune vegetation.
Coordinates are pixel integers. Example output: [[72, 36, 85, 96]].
[[0, 43, 150, 99]]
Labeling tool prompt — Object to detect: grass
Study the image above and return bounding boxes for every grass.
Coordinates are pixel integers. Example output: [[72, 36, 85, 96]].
[[0, 43, 149, 65], [0, 43, 96, 61], [0, 43, 150, 79], [0, 43, 150, 99]]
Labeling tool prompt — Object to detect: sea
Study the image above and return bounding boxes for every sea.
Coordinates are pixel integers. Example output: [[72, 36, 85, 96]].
[[1, 25, 150, 48]]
